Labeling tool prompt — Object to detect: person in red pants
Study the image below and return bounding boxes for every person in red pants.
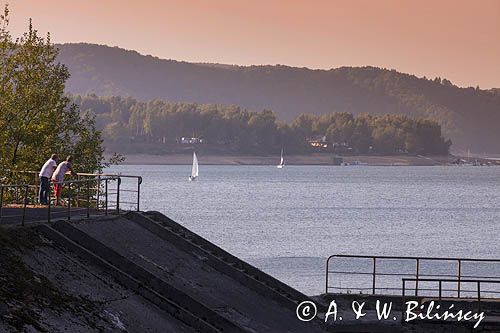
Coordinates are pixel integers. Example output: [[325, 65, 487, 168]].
[[51, 155, 77, 206]]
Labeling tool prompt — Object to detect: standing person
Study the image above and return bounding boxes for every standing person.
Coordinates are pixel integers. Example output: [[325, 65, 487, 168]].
[[51, 155, 77, 206], [38, 154, 58, 205]]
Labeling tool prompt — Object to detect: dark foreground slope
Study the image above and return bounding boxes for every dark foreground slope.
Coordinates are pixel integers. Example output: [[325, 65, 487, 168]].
[[0, 213, 328, 332], [0, 227, 194, 332], [57, 43, 500, 152]]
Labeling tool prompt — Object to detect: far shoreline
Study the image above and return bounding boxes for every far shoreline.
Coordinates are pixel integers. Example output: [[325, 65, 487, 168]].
[[109, 153, 467, 166]]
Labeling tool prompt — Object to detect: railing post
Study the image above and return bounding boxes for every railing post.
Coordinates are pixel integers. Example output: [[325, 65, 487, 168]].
[[325, 257, 329, 294], [401, 279, 406, 320], [116, 177, 121, 214], [438, 280, 442, 300], [415, 259, 420, 296], [76, 174, 80, 208], [67, 183, 71, 221], [96, 175, 100, 212], [458, 260, 462, 298], [105, 179, 108, 216], [48, 185, 51, 223], [34, 173, 38, 204], [0, 186, 4, 221], [137, 177, 141, 211], [372, 257, 376, 295], [477, 281, 481, 314], [22, 185, 28, 226], [86, 180, 90, 218]]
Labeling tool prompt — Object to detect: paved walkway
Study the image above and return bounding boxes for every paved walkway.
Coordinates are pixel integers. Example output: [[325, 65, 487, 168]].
[[0, 206, 107, 225]]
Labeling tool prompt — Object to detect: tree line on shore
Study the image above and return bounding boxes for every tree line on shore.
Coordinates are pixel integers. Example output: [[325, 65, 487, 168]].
[[57, 43, 500, 153], [75, 95, 451, 155]]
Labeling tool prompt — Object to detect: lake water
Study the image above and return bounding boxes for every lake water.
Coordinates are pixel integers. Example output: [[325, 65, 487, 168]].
[[107, 165, 500, 296]]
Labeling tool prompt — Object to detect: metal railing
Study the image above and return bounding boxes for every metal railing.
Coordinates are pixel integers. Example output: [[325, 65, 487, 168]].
[[3, 171, 142, 211], [326, 254, 500, 297], [76, 173, 142, 211], [402, 278, 500, 301], [46, 176, 120, 223], [3, 170, 40, 204], [0, 173, 142, 226], [0, 184, 30, 225]]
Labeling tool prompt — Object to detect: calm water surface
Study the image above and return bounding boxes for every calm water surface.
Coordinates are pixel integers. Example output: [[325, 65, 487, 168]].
[[107, 165, 500, 295]]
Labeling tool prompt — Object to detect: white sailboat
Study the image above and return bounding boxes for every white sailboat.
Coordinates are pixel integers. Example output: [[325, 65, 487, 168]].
[[189, 152, 199, 181], [277, 148, 284, 169]]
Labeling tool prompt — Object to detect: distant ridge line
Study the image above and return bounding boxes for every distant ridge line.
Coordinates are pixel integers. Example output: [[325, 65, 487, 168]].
[[56, 43, 500, 153]]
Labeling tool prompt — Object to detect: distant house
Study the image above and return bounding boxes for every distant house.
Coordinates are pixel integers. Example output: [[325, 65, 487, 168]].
[[307, 135, 328, 149], [179, 137, 204, 144]]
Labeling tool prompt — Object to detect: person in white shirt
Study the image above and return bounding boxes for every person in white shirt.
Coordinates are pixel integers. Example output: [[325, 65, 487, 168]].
[[38, 154, 58, 205], [51, 155, 77, 206]]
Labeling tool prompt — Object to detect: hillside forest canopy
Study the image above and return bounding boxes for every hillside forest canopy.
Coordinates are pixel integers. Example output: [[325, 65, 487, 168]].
[[75, 95, 451, 156], [57, 43, 500, 153], [0, 6, 105, 180]]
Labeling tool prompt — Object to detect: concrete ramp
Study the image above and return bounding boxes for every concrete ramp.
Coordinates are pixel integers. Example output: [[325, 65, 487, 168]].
[[41, 219, 243, 333], [132, 211, 314, 310], [41, 212, 328, 333]]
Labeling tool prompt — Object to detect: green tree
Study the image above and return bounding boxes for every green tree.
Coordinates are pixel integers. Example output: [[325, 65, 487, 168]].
[[0, 6, 104, 180], [325, 113, 355, 144], [351, 114, 373, 153]]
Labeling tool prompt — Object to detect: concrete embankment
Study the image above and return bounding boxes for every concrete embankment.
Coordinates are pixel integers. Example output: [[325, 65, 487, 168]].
[[0, 211, 330, 332], [0, 225, 196, 332], [40, 212, 327, 332]]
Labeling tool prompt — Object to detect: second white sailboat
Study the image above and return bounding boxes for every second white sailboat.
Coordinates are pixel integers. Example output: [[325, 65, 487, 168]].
[[189, 152, 199, 181]]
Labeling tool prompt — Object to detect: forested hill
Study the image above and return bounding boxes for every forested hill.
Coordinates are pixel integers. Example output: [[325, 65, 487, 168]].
[[56, 43, 500, 153]]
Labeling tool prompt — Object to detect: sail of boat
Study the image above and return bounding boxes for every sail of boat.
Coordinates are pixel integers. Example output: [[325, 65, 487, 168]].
[[277, 148, 284, 168], [189, 152, 199, 180]]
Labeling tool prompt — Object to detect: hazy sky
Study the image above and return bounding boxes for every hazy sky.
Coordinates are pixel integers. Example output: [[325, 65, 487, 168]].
[[6, 0, 500, 88]]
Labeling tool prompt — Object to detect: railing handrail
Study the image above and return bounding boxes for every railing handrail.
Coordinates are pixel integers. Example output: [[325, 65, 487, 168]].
[[4, 170, 38, 175], [59, 177, 119, 185], [3, 170, 142, 183], [403, 277, 500, 284], [326, 254, 500, 296], [77, 172, 142, 181], [1, 178, 119, 188], [327, 254, 500, 263], [0, 184, 30, 188]]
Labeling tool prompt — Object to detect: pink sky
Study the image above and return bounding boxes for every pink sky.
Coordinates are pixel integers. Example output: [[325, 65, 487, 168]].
[[6, 0, 500, 88]]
